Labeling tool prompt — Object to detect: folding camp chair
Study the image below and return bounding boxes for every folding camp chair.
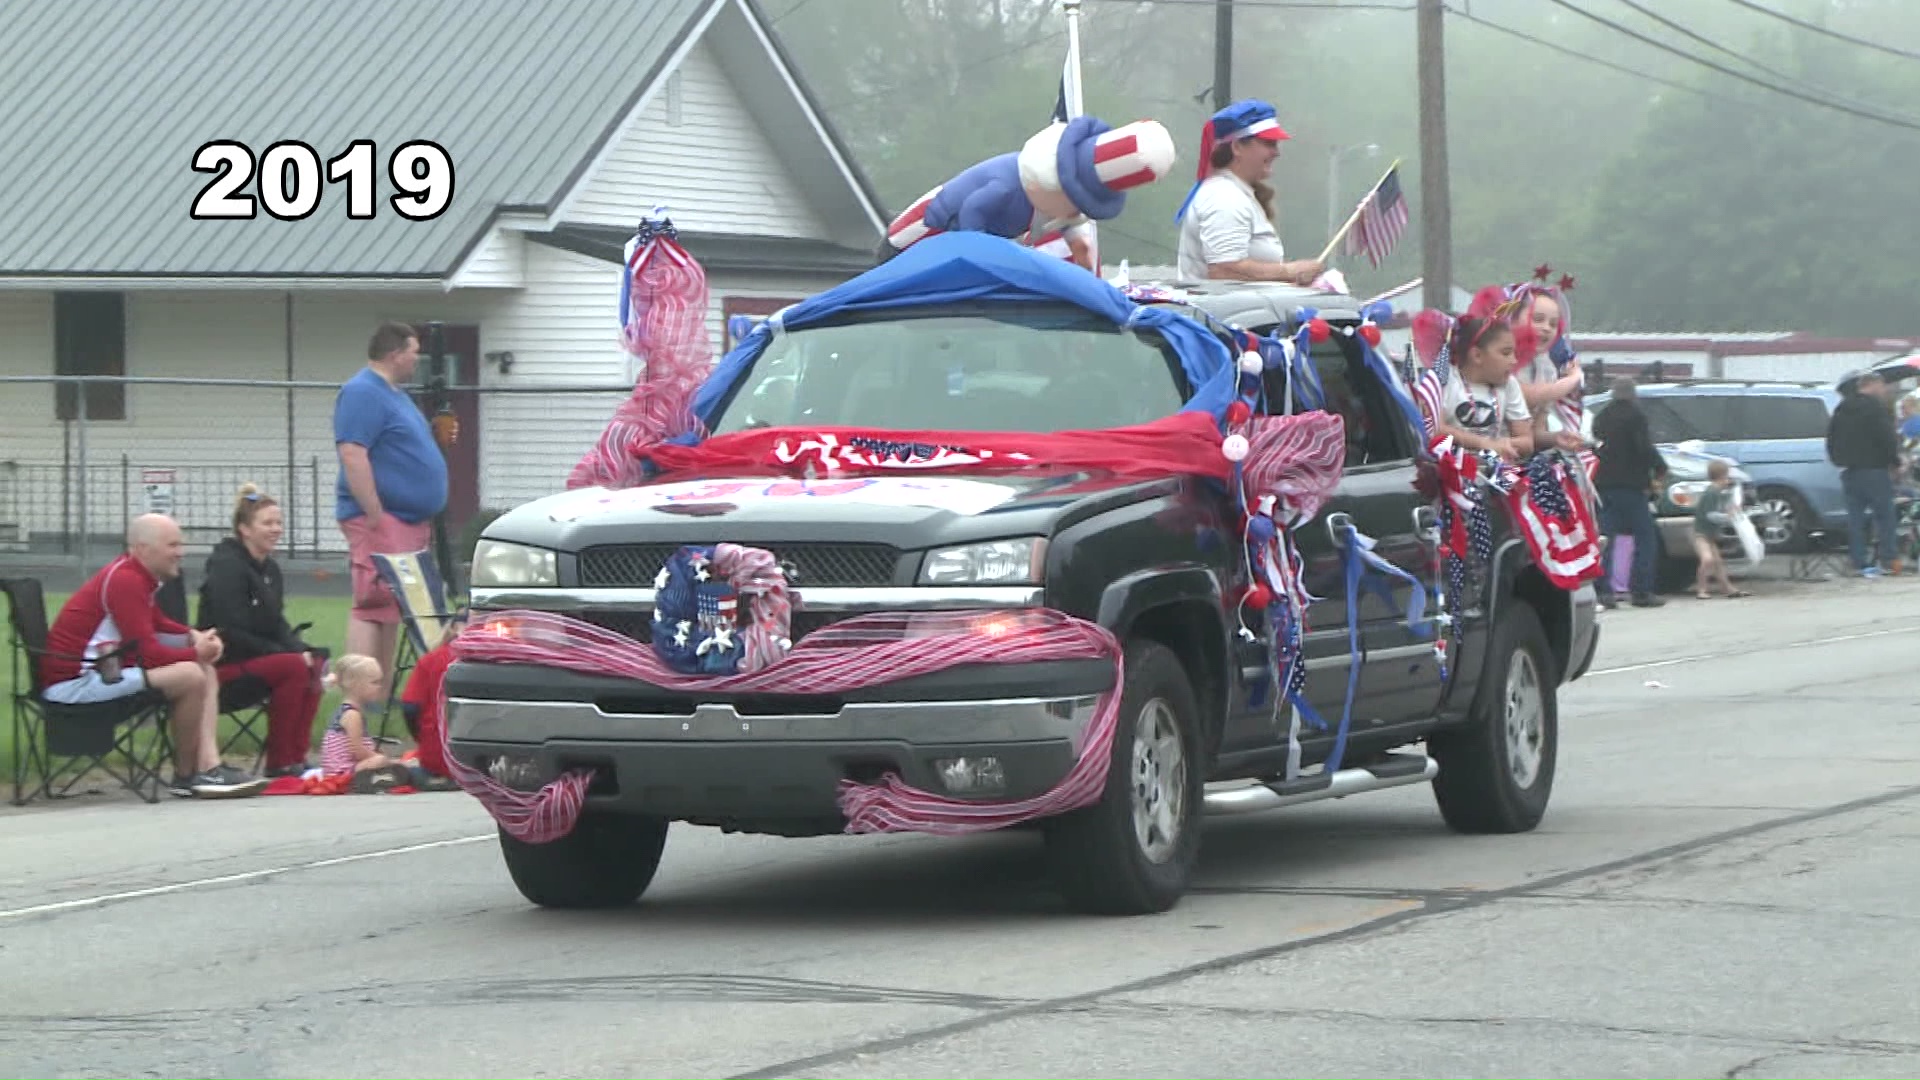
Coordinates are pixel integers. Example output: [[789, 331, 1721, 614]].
[[370, 548, 457, 742], [4, 578, 172, 805]]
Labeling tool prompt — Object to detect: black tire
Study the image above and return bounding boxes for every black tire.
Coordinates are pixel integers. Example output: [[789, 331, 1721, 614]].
[[498, 812, 670, 909], [1429, 602, 1557, 834], [1756, 486, 1812, 553], [1043, 640, 1205, 916]]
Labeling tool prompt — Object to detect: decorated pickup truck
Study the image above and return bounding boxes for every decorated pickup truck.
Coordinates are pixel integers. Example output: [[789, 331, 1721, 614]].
[[443, 226, 1601, 916]]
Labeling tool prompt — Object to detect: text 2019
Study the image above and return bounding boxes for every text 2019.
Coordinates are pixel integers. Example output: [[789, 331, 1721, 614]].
[[190, 140, 455, 222]]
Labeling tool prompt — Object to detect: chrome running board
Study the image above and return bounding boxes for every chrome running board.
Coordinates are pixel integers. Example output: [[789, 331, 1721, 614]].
[[1203, 752, 1439, 816]]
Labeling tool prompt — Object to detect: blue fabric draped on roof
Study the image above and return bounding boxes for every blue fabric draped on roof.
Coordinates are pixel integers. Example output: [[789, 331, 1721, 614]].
[[689, 232, 1238, 426]]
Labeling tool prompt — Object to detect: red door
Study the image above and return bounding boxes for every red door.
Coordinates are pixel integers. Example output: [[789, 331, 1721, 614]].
[[410, 323, 481, 536]]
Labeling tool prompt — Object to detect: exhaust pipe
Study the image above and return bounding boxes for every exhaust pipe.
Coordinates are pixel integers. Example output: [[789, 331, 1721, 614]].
[[1203, 753, 1438, 817]]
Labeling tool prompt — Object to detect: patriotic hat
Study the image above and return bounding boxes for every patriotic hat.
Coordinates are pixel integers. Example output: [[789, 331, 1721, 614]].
[[1174, 99, 1290, 222], [1017, 115, 1177, 221], [1466, 267, 1576, 366]]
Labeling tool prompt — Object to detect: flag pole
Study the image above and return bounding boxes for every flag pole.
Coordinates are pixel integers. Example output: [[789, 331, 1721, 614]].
[[1317, 156, 1402, 265], [1063, 0, 1085, 118]]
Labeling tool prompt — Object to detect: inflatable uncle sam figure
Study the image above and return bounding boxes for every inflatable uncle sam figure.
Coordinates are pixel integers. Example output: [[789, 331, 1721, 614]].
[[881, 115, 1176, 271]]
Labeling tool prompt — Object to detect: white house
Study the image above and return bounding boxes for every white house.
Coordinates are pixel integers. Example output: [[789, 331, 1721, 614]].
[[0, 0, 885, 556]]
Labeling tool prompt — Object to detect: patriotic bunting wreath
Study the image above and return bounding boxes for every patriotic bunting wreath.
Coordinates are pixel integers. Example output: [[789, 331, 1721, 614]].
[[649, 543, 794, 676]]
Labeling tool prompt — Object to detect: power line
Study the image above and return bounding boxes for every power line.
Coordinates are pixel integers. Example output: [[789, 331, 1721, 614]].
[[1542, 0, 1920, 133], [813, 28, 1069, 112], [1447, 6, 1740, 106], [1601, 0, 1920, 127], [1718, 0, 1920, 63]]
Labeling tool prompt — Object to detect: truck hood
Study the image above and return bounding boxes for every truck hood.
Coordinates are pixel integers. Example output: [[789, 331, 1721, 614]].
[[482, 469, 1179, 554]]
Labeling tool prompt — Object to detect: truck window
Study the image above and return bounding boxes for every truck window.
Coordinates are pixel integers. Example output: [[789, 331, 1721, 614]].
[[708, 305, 1189, 436], [1734, 396, 1830, 440], [1261, 335, 1411, 466]]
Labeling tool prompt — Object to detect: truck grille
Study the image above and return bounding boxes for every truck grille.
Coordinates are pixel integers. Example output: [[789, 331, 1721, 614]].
[[577, 543, 901, 588], [576, 608, 854, 645]]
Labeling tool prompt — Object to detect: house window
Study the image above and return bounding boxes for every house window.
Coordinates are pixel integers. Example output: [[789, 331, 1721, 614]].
[[54, 292, 127, 421], [722, 296, 802, 350]]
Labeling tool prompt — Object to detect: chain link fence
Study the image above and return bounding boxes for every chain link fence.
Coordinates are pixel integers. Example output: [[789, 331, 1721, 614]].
[[0, 374, 632, 571]]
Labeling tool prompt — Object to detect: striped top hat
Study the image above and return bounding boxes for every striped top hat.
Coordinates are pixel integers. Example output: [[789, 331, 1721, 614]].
[[1017, 115, 1177, 222]]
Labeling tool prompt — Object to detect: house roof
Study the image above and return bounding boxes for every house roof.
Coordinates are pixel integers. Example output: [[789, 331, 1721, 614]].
[[0, 0, 883, 281], [536, 225, 876, 276]]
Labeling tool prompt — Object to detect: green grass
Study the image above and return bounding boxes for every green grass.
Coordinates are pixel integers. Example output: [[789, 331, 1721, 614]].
[[3, 594, 358, 781]]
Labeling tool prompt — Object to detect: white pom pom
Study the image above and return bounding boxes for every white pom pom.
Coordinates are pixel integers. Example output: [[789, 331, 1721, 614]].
[[1222, 434, 1250, 462], [1238, 351, 1263, 375]]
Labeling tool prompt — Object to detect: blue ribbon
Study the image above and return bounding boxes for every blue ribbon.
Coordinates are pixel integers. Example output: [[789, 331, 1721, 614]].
[[1324, 526, 1434, 775]]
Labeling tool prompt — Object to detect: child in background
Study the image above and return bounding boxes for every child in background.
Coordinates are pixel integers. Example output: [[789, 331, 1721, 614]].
[[1691, 459, 1751, 600], [320, 654, 411, 793]]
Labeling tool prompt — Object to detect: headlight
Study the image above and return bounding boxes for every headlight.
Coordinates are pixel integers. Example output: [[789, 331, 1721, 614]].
[[1665, 481, 1710, 509], [919, 538, 1046, 585], [470, 539, 558, 587]]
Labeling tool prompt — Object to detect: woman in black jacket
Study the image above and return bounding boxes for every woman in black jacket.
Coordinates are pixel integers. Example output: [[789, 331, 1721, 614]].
[[197, 484, 328, 776]]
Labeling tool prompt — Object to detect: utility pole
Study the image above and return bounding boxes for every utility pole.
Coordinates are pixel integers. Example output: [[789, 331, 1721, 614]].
[[1212, 0, 1232, 112], [1416, 0, 1451, 312]]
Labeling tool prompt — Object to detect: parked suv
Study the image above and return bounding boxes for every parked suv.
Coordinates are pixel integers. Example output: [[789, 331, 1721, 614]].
[[1586, 381, 1843, 552], [448, 260, 1598, 916]]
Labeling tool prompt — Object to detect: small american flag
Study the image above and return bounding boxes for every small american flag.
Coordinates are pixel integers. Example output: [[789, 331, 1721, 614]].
[[1343, 166, 1409, 269], [1412, 339, 1452, 438]]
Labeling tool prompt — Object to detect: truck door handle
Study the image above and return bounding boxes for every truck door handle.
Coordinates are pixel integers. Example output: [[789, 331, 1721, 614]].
[[1326, 511, 1354, 546], [1412, 505, 1439, 540]]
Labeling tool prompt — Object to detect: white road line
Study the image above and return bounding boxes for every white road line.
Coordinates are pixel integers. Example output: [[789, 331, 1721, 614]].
[[1586, 622, 1920, 677], [0, 833, 493, 921]]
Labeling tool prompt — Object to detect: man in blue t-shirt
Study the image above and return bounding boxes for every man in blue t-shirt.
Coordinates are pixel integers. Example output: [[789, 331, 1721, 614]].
[[333, 322, 449, 672]]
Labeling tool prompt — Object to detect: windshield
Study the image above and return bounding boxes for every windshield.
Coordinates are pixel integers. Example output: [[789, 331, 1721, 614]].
[[708, 305, 1190, 435]]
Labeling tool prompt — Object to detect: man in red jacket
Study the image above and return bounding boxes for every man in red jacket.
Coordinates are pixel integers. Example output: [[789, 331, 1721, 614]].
[[42, 514, 269, 798]]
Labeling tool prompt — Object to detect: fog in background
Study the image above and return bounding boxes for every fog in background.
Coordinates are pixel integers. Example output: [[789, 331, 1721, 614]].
[[762, 0, 1920, 336]]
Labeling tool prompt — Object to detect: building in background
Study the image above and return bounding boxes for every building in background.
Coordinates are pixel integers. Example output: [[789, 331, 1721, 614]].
[[0, 0, 884, 557]]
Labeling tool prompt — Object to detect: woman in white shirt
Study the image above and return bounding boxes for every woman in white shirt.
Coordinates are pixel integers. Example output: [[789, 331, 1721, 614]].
[[1437, 315, 1534, 463], [1173, 99, 1325, 285]]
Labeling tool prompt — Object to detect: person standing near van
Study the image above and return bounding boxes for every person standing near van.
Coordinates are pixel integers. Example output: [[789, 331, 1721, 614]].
[[1590, 377, 1668, 608], [1826, 372, 1903, 576], [334, 322, 448, 676]]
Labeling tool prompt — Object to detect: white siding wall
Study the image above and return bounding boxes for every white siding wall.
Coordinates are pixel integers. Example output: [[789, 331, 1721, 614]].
[[448, 225, 528, 289], [474, 242, 836, 508], [561, 42, 832, 240], [0, 288, 492, 552], [1720, 352, 1886, 383]]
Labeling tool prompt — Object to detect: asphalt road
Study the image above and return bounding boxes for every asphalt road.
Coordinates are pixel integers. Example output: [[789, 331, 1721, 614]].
[[4, 572, 1919, 1079]]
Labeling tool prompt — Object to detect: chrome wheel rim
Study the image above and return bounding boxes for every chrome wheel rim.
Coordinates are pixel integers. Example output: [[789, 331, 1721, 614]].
[[1130, 698, 1187, 864], [1759, 498, 1796, 547], [1505, 650, 1544, 789]]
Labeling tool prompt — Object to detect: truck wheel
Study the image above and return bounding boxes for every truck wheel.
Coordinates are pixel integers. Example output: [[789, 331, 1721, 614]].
[[498, 812, 670, 909], [1044, 640, 1204, 916], [1429, 602, 1556, 834]]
